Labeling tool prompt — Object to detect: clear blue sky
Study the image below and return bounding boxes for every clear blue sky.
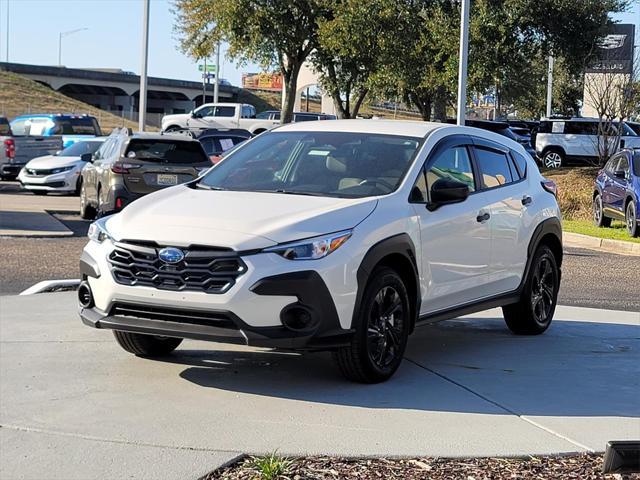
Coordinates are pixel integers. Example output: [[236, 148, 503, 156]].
[[0, 0, 638, 87]]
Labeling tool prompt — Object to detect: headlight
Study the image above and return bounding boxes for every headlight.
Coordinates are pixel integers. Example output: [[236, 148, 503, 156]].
[[87, 218, 113, 244], [264, 230, 352, 260], [51, 165, 75, 174]]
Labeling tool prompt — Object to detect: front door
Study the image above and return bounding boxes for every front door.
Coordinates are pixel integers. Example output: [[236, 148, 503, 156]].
[[411, 139, 493, 314]]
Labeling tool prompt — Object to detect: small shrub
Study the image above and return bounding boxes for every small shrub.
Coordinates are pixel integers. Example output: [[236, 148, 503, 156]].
[[247, 452, 293, 480]]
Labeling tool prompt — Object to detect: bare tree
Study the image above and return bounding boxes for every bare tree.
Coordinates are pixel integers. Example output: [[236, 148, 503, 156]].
[[583, 51, 639, 166]]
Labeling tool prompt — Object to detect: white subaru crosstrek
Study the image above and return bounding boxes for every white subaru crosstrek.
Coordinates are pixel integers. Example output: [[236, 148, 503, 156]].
[[79, 120, 562, 383]]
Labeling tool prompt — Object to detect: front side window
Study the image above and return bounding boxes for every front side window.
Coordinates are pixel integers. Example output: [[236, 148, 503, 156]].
[[198, 131, 421, 198], [426, 146, 475, 192], [605, 155, 620, 173], [195, 106, 214, 117], [474, 147, 514, 189], [617, 156, 630, 176]]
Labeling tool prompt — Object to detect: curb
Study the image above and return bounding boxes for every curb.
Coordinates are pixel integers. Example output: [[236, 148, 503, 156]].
[[563, 232, 640, 256]]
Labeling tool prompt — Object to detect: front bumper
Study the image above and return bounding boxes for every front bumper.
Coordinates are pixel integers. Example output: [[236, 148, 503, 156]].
[[79, 242, 357, 351], [18, 169, 80, 192]]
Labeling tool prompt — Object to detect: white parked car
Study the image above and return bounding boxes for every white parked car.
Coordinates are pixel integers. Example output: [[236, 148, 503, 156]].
[[79, 120, 562, 383], [161, 103, 279, 135], [18, 138, 106, 195], [535, 117, 640, 168]]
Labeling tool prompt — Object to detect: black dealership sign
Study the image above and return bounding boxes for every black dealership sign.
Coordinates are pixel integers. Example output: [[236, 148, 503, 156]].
[[586, 23, 635, 74]]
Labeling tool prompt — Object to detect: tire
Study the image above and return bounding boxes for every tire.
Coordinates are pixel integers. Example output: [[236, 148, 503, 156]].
[[113, 331, 182, 356], [79, 180, 96, 220], [503, 245, 559, 335], [333, 266, 411, 383], [164, 125, 181, 133], [593, 193, 611, 228], [626, 201, 639, 238], [542, 149, 563, 169], [75, 176, 83, 196]]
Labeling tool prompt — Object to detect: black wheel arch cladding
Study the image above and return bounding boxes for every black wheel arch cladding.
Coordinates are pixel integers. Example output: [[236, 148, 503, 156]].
[[354, 233, 420, 332]]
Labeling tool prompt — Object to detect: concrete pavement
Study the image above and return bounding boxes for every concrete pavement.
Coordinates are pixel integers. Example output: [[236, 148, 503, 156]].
[[0, 292, 638, 479]]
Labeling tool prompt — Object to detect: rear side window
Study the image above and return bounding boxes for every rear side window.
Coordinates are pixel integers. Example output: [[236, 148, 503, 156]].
[[474, 147, 514, 189], [565, 122, 598, 135], [125, 140, 207, 164], [511, 151, 528, 178], [214, 106, 236, 117]]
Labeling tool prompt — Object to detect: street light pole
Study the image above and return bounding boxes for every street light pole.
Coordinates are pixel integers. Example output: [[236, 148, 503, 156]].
[[138, 0, 150, 132], [213, 41, 220, 103], [5, 0, 9, 62], [58, 28, 87, 67], [456, 0, 470, 126], [545, 55, 554, 118]]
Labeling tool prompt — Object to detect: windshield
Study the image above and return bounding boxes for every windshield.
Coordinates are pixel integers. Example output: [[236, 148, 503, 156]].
[[0, 119, 11, 136], [198, 131, 422, 198], [59, 140, 104, 156]]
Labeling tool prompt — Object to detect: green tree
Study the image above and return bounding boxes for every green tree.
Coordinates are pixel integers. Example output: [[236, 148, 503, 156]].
[[173, 0, 326, 123]]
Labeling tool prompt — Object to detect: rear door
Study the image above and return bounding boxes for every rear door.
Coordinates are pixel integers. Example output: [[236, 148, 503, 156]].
[[608, 153, 631, 215], [121, 139, 210, 194], [471, 139, 529, 293]]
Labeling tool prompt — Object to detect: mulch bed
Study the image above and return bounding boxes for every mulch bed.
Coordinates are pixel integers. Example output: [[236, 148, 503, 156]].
[[210, 453, 640, 479]]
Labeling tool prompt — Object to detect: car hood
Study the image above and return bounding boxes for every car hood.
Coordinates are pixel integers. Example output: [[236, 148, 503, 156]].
[[105, 185, 378, 251], [25, 155, 82, 169]]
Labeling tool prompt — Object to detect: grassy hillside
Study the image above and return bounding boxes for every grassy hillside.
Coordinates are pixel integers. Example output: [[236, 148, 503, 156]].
[[0, 71, 147, 133]]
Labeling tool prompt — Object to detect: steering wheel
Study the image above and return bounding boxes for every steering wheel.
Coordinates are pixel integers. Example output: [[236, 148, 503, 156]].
[[359, 178, 395, 192]]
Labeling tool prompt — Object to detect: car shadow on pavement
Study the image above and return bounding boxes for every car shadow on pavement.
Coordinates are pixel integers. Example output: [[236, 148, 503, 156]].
[[167, 317, 639, 418]]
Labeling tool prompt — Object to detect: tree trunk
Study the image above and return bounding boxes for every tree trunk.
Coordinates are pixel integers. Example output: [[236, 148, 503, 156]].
[[351, 88, 369, 119], [433, 85, 447, 122], [281, 60, 302, 124], [408, 92, 432, 121]]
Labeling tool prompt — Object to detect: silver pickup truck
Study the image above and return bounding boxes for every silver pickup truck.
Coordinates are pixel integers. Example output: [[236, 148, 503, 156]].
[[0, 117, 63, 180]]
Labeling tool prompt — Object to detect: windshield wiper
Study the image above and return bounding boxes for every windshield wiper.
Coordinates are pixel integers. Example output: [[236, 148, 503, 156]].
[[271, 189, 324, 196], [194, 183, 225, 191]]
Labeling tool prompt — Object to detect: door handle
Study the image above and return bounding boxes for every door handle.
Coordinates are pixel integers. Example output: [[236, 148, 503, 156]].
[[521, 195, 532, 206], [476, 212, 490, 223]]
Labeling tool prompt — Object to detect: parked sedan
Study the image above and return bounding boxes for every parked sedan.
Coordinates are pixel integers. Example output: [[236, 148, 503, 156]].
[[593, 148, 640, 237], [18, 138, 105, 195]]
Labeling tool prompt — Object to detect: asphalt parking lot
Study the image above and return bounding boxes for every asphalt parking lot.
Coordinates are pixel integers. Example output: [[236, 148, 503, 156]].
[[1, 180, 639, 311]]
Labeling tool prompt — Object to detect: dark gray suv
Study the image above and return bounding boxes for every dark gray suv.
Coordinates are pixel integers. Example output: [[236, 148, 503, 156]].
[[79, 129, 211, 219]]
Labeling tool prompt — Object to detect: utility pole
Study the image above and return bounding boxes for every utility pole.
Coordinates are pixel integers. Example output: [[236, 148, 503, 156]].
[[213, 41, 220, 103], [545, 55, 554, 118], [138, 0, 150, 132], [202, 57, 207, 105], [5, 0, 9, 62], [456, 0, 470, 126]]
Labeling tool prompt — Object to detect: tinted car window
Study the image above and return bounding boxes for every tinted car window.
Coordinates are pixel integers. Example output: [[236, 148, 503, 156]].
[[426, 146, 475, 193], [200, 136, 247, 155], [125, 140, 208, 164], [0, 118, 11, 135], [51, 118, 101, 135], [59, 140, 104, 156], [294, 114, 318, 122], [198, 131, 421, 198], [195, 106, 214, 117], [510, 152, 527, 178], [474, 147, 514, 189], [214, 106, 236, 117], [565, 122, 598, 135], [633, 155, 640, 176]]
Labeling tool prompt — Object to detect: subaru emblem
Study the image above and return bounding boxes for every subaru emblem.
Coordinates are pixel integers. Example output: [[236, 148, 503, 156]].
[[158, 247, 184, 264]]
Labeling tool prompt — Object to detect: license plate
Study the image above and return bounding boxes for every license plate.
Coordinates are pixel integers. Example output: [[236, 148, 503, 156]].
[[157, 174, 178, 185]]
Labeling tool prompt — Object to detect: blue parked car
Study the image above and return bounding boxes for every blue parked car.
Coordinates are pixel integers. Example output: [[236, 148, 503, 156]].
[[10, 114, 102, 148], [593, 148, 640, 237]]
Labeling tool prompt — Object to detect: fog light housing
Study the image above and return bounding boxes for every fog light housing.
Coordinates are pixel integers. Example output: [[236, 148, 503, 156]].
[[280, 305, 317, 332], [78, 281, 94, 308]]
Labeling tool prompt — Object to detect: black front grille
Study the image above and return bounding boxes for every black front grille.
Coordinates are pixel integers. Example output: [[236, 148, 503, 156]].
[[108, 242, 246, 294], [110, 303, 238, 329]]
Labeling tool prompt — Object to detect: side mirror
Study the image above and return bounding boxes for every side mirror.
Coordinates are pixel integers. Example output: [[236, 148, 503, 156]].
[[614, 169, 627, 180], [427, 178, 470, 211], [80, 153, 93, 163]]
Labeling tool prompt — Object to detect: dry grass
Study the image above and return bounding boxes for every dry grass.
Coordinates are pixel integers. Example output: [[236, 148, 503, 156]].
[[542, 167, 599, 221], [0, 71, 149, 133]]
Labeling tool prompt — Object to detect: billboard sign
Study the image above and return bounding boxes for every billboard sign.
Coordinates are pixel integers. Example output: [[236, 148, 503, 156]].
[[586, 23, 635, 74], [242, 72, 283, 91]]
